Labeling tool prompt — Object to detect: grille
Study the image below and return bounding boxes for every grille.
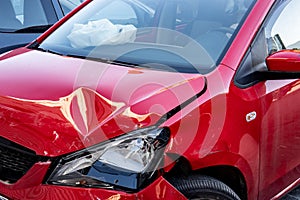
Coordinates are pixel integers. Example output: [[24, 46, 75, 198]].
[[0, 137, 39, 183]]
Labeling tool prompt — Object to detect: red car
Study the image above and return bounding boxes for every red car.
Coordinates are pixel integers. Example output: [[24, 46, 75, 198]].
[[0, 0, 299, 199]]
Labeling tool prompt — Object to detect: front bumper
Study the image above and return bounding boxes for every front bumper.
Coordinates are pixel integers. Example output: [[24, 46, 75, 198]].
[[0, 162, 186, 200]]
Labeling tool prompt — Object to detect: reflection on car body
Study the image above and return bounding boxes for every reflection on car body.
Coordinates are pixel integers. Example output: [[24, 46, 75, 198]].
[[0, 0, 299, 199]]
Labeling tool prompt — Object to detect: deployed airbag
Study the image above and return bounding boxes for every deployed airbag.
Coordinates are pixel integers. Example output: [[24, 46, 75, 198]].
[[67, 19, 137, 48]]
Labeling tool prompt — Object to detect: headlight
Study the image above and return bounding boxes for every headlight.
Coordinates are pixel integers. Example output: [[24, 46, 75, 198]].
[[47, 126, 170, 190]]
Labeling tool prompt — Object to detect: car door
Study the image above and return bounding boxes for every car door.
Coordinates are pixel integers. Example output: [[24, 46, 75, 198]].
[[235, 0, 300, 199], [258, 1, 300, 199]]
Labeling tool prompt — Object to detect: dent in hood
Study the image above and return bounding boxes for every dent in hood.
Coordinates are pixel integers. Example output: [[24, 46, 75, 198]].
[[0, 49, 206, 156]]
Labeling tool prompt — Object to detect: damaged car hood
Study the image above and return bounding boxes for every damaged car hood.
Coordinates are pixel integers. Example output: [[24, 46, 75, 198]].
[[0, 49, 206, 156]]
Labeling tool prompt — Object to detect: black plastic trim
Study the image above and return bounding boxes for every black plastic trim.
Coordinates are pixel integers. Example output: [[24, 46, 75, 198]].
[[0, 136, 49, 183]]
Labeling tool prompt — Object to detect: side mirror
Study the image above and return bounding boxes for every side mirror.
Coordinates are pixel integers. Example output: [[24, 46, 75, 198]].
[[261, 50, 300, 80], [236, 49, 300, 85], [266, 50, 300, 72]]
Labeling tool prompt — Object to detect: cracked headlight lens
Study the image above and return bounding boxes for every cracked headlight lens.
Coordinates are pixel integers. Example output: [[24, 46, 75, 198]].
[[47, 126, 170, 190]]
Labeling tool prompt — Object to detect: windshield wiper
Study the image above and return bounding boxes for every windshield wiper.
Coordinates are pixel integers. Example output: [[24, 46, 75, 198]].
[[0, 28, 18, 33], [35, 46, 63, 56], [66, 53, 144, 68], [13, 25, 54, 33]]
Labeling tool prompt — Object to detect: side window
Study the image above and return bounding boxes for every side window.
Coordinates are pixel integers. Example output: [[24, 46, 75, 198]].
[[11, 0, 24, 23], [0, 0, 23, 29], [265, 0, 300, 53], [235, 0, 300, 87], [8, 0, 57, 28], [11, 0, 49, 27], [22, 0, 49, 27]]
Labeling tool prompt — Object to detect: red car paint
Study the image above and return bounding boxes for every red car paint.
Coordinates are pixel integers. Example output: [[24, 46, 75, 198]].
[[0, 0, 299, 199], [0, 49, 205, 156]]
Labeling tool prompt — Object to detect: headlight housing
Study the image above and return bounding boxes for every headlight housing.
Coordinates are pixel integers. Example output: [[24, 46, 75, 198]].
[[47, 126, 170, 190]]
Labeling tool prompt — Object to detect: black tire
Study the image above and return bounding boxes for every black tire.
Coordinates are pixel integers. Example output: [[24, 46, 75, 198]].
[[169, 175, 241, 200]]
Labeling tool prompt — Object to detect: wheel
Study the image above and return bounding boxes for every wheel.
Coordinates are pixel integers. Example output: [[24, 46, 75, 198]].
[[169, 175, 241, 200]]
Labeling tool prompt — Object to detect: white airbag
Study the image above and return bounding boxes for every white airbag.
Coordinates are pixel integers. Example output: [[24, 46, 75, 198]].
[[67, 19, 137, 48]]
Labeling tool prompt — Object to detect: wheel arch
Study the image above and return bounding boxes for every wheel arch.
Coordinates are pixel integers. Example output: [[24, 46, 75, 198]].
[[164, 154, 250, 200]]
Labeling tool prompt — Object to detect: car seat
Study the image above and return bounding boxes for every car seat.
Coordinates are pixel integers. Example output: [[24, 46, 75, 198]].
[[190, 0, 237, 38], [190, 0, 238, 61]]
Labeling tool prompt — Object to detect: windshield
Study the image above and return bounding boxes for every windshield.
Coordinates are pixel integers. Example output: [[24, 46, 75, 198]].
[[37, 0, 256, 73], [59, 0, 85, 15]]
